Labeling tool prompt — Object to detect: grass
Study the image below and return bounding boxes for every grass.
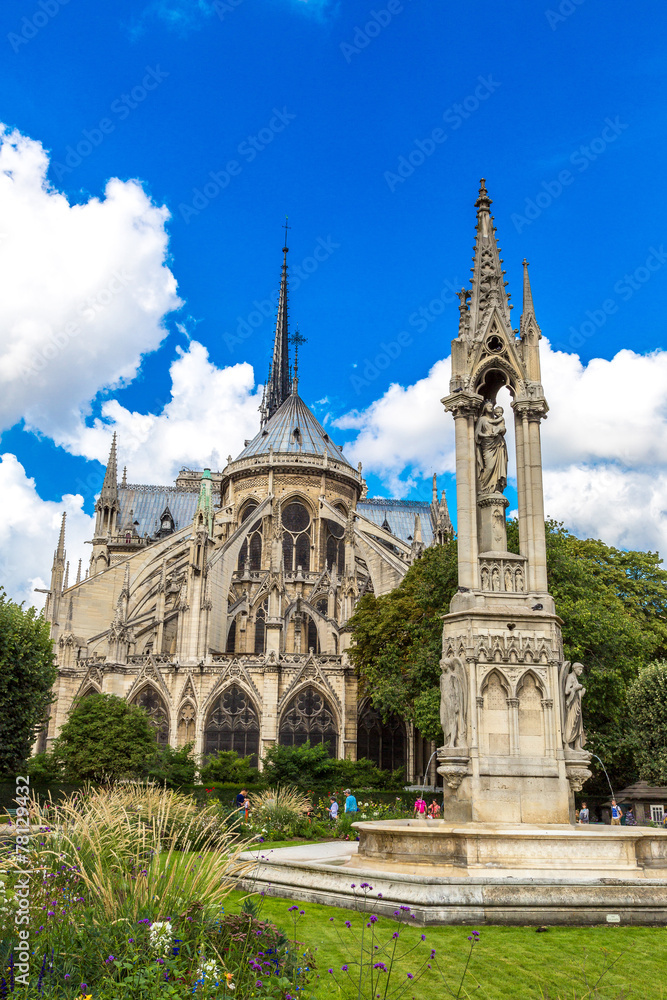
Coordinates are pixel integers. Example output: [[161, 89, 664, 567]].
[[223, 888, 667, 999]]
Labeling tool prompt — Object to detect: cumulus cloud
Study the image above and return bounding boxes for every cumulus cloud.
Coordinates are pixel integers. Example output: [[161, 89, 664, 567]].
[[335, 341, 667, 556], [0, 125, 181, 443], [66, 341, 265, 484], [0, 454, 94, 608]]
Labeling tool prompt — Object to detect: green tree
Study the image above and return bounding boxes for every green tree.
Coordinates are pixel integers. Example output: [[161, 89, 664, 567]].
[[52, 693, 157, 782], [147, 741, 197, 788], [626, 660, 667, 785], [348, 542, 458, 742], [0, 588, 57, 775], [200, 749, 257, 786], [261, 741, 335, 788]]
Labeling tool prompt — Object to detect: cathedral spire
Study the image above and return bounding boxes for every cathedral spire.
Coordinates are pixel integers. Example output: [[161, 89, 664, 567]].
[[101, 433, 118, 501], [94, 433, 120, 538], [467, 178, 512, 341], [522, 258, 535, 322], [264, 222, 292, 423], [55, 511, 66, 564], [520, 258, 542, 381]]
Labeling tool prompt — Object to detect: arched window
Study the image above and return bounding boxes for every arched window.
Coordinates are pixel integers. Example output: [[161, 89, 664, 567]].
[[306, 615, 319, 654], [357, 703, 407, 773], [204, 684, 260, 765], [254, 600, 267, 655], [132, 686, 169, 746], [282, 501, 311, 573], [238, 501, 262, 571], [279, 686, 338, 756], [226, 617, 237, 653], [324, 518, 345, 575]]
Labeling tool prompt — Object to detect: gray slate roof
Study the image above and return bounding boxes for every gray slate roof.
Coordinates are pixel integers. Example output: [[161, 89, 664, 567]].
[[358, 499, 434, 546], [119, 487, 199, 537], [235, 392, 353, 467]]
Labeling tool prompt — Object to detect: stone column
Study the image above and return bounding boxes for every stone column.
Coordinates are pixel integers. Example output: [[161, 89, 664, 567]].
[[542, 699, 554, 755], [261, 664, 279, 763], [507, 698, 520, 755], [446, 396, 481, 589], [527, 413, 548, 593], [513, 410, 529, 560]]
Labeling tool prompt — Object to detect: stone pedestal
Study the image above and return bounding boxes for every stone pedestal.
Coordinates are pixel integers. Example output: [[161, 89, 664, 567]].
[[477, 493, 509, 554]]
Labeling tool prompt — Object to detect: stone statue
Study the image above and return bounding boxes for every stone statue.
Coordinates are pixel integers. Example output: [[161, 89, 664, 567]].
[[559, 661, 586, 749], [440, 656, 468, 748], [475, 401, 508, 495]]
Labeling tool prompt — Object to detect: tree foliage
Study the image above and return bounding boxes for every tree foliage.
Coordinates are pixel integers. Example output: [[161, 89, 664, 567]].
[[147, 741, 197, 788], [52, 693, 157, 782], [200, 749, 257, 786], [0, 588, 57, 775], [260, 740, 402, 790], [348, 522, 667, 789], [626, 661, 667, 785]]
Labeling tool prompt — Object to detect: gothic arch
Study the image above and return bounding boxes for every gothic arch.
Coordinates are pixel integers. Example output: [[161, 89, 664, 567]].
[[204, 683, 260, 764], [278, 683, 339, 757], [177, 700, 197, 747], [357, 700, 407, 773], [130, 684, 170, 746], [481, 668, 510, 699], [515, 668, 547, 699]]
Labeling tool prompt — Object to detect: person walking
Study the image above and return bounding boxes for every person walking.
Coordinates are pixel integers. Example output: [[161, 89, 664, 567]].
[[428, 798, 441, 819], [610, 799, 623, 825], [236, 789, 248, 818], [344, 789, 358, 814], [329, 796, 339, 822], [578, 801, 589, 824]]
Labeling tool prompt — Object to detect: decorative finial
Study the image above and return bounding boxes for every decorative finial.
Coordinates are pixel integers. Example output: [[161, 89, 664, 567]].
[[121, 465, 127, 487], [475, 178, 492, 215], [289, 327, 307, 390]]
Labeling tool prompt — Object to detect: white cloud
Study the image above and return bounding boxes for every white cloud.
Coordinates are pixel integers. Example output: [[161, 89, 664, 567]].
[[67, 341, 265, 484], [336, 342, 667, 555], [0, 125, 181, 443], [0, 454, 94, 608]]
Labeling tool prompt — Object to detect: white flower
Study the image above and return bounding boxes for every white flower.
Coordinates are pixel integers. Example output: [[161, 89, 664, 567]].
[[149, 921, 173, 955]]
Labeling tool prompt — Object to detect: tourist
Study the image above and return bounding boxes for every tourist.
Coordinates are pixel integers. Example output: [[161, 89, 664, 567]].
[[610, 799, 623, 825], [236, 789, 248, 817], [579, 802, 589, 824], [344, 789, 358, 814], [329, 796, 339, 821], [428, 798, 441, 819], [625, 807, 637, 826], [414, 794, 427, 818]]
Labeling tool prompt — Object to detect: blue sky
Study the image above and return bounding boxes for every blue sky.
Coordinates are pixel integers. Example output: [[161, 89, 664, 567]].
[[1, 0, 667, 602]]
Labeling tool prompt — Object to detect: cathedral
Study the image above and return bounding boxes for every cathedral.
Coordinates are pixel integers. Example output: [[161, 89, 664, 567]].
[[42, 231, 454, 782]]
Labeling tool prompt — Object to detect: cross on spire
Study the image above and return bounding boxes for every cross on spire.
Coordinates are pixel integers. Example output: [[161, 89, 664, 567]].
[[290, 327, 307, 388], [282, 215, 290, 251]]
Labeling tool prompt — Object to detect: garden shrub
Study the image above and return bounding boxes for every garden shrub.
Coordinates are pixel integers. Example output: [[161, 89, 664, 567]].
[[200, 749, 258, 785]]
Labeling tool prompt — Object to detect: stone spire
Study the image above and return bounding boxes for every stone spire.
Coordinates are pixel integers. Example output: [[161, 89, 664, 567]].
[[263, 225, 291, 424], [466, 178, 512, 341], [75, 558, 82, 585], [432, 473, 438, 504], [94, 433, 120, 537], [63, 560, 70, 592], [194, 468, 213, 535], [45, 512, 67, 623], [520, 259, 542, 382]]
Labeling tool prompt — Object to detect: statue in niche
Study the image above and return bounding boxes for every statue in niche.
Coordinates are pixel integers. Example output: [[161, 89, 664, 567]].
[[475, 401, 508, 495], [491, 566, 500, 591], [515, 567, 524, 592], [504, 566, 513, 592], [480, 566, 489, 590], [559, 661, 586, 749], [440, 656, 468, 748]]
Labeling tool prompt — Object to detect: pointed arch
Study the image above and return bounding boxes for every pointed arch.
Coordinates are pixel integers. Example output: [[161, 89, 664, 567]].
[[357, 700, 406, 773], [130, 684, 169, 746], [480, 669, 510, 757], [279, 684, 338, 757], [204, 683, 260, 765], [177, 701, 197, 747]]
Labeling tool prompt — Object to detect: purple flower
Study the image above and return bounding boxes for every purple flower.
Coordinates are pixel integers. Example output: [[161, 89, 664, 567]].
[[341, 965, 348, 971], [128, 938, 134, 943], [407, 972, 414, 980], [299, 910, 305, 915], [392, 931, 399, 939], [377, 893, 383, 898], [288, 905, 299, 912], [328, 968, 333, 974], [369, 914, 378, 923], [421, 933, 426, 941], [351, 883, 356, 888], [345, 920, 351, 928], [256, 981, 263, 988], [105, 955, 115, 964], [329, 917, 334, 921], [430, 949, 436, 959], [472, 930, 480, 938], [64, 975, 70, 980], [373, 962, 387, 971]]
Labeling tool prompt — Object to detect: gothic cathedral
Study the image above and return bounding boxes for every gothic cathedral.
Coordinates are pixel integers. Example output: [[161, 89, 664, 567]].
[[42, 232, 453, 782]]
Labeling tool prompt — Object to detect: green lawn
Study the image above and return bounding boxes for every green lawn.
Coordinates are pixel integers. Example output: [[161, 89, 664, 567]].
[[224, 887, 667, 1000]]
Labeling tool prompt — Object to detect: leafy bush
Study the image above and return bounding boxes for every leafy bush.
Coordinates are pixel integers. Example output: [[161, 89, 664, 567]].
[[147, 740, 197, 787], [201, 749, 258, 785], [251, 785, 307, 839], [261, 741, 401, 790], [51, 692, 158, 782]]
